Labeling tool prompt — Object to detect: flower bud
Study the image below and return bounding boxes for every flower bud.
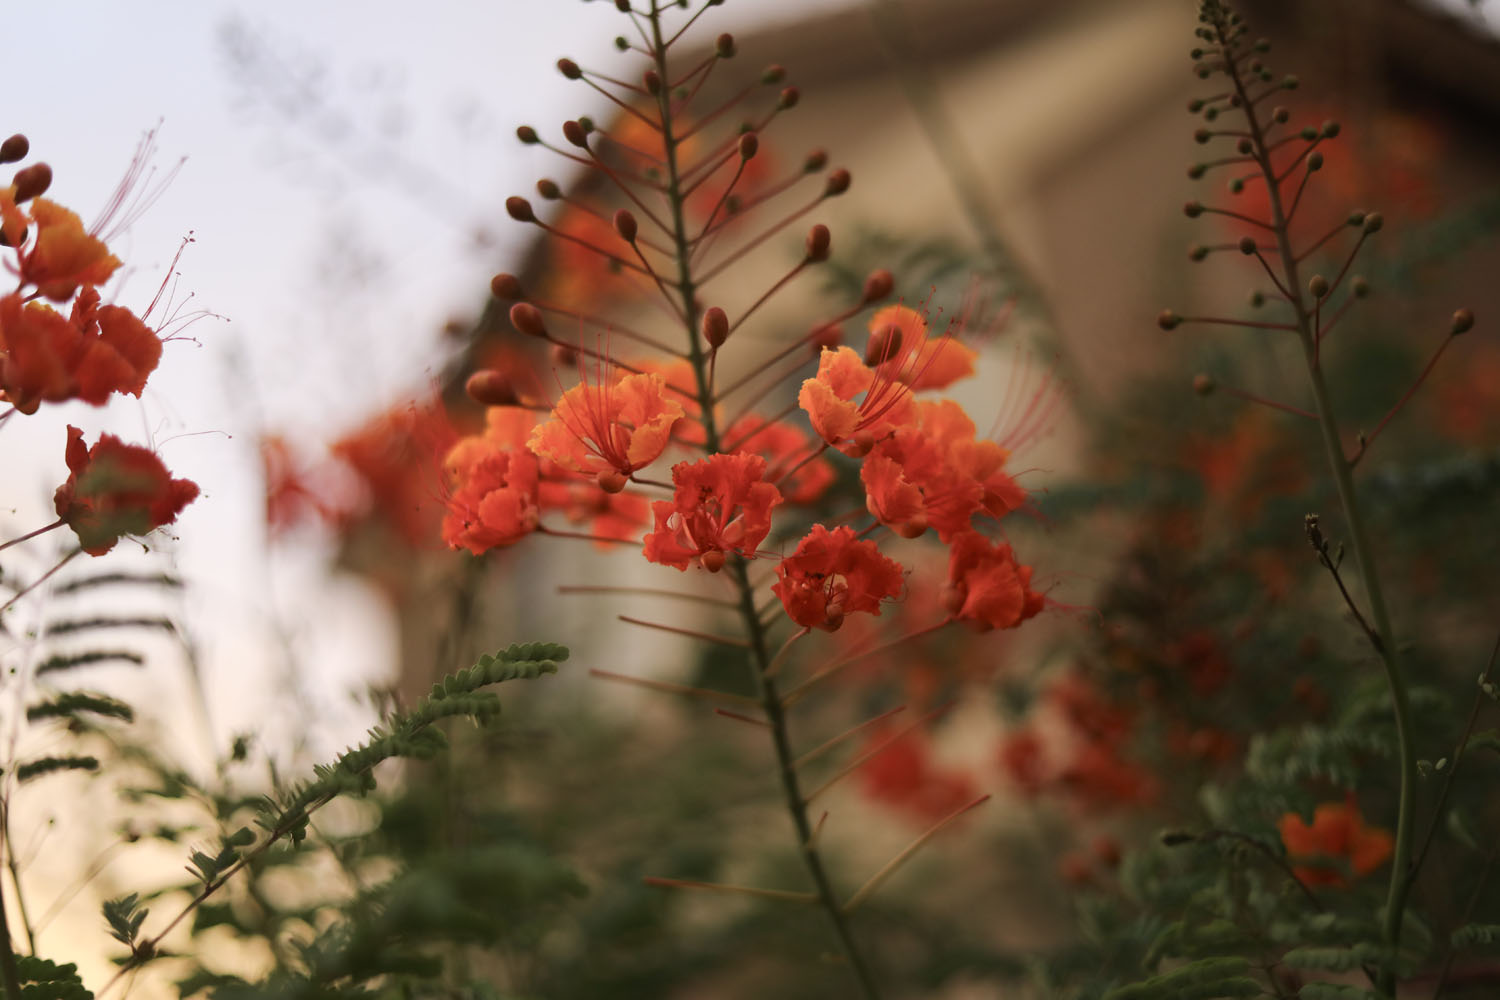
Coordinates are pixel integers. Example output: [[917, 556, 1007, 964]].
[[1307, 151, 1323, 171], [1351, 276, 1370, 299], [597, 468, 628, 494], [810, 323, 842, 354], [1363, 212, 1384, 234], [1187, 162, 1206, 179], [510, 302, 548, 338], [557, 58, 583, 80], [562, 120, 589, 149], [614, 0, 630, 10], [614, 208, 638, 243], [703, 306, 729, 348], [466, 370, 519, 407], [516, 125, 540, 144], [1193, 128, 1211, 145], [491, 273, 523, 300], [1272, 106, 1290, 123], [615, 36, 629, 51], [715, 33, 735, 58], [1249, 290, 1265, 308], [779, 86, 800, 110], [803, 149, 828, 173], [1158, 310, 1182, 330], [0, 134, 28, 164], [1235, 137, 1252, 155], [738, 132, 759, 160], [12, 162, 51, 203], [1321, 120, 1341, 139], [506, 196, 536, 222], [643, 69, 662, 94], [762, 64, 786, 85], [1237, 236, 1257, 255], [1451, 308, 1475, 336], [824, 168, 851, 196], [1308, 274, 1329, 299], [894, 513, 927, 539], [1193, 373, 1216, 396], [700, 550, 727, 573], [1183, 201, 1204, 218], [536, 178, 561, 199], [550, 343, 577, 367], [865, 323, 904, 365], [805, 224, 831, 262], [862, 269, 894, 303], [1347, 211, 1367, 227], [1188, 245, 1209, 262]]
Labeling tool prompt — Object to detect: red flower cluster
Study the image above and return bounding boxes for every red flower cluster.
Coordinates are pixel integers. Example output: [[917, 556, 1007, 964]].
[[53, 426, 198, 556], [0, 140, 199, 565]]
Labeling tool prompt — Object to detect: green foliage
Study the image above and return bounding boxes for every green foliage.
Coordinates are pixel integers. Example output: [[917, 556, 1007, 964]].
[[1101, 957, 1262, 1000], [6, 957, 93, 1000], [1449, 923, 1500, 951], [15, 755, 99, 783], [102, 894, 149, 951], [26, 692, 134, 724]]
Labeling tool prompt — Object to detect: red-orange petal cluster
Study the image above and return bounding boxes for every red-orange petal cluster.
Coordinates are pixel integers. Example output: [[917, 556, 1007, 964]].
[[1278, 798, 1394, 887], [797, 346, 914, 455], [528, 369, 684, 481], [0, 290, 162, 414], [52, 426, 198, 556], [865, 304, 977, 392], [20, 198, 122, 302], [643, 453, 782, 571], [442, 407, 543, 555], [724, 414, 833, 505], [943, 530, 1044, 631], [772, 523, 904, 631]]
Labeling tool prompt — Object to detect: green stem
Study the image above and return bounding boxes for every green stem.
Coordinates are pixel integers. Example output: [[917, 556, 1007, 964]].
[[0, 817, 21, 1000], [646, 9, 880, 994], [1208, 12, 1416, 996]]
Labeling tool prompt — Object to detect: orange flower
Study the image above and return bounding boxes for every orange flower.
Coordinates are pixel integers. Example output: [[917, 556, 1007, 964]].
[[723, 414, 833, 505], [528, 369, 684, 485], [1278, 799, 1394, 887], [643, 453, 782, 571], [865, 304, 977, 392], [0, 291, 162, 413], [943, 531, 1044, 631], [797, 345, 915, 454], [20, 198, 122, 301], [442, 407, 542, 555], [52, 426, 198, 556], [772, 524, 904, 631]]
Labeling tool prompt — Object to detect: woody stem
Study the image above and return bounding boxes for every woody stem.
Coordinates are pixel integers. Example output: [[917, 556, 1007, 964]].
[[648, 8, 880, 995], [1213, 12, 1415, 997]]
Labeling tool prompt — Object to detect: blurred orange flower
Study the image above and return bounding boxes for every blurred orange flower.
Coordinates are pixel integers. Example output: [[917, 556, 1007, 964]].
[[1278, 798, 1393, 887]]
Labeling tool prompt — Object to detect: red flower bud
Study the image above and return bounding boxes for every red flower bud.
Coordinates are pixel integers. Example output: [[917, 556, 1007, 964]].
[[803, 149, 828, 173], [557, 58, 583, 80], [862, 269, 894, 304], [506, 196, 535, 222], [738, 133, 759, 160], [12, 162, 52, 203], [824, 169, 850, 196], [536, 178, 562, 199], [562, 120, 588, 149], [510, 302, 548, 338], [805, 224, 830, 262], [0, 134, 28, 164], [490, 273, 523, 300], [465, 370, 519, 407], [715, 33, 736, 58], [703, 306, 729, 348], [614, 208, 638, 243]]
